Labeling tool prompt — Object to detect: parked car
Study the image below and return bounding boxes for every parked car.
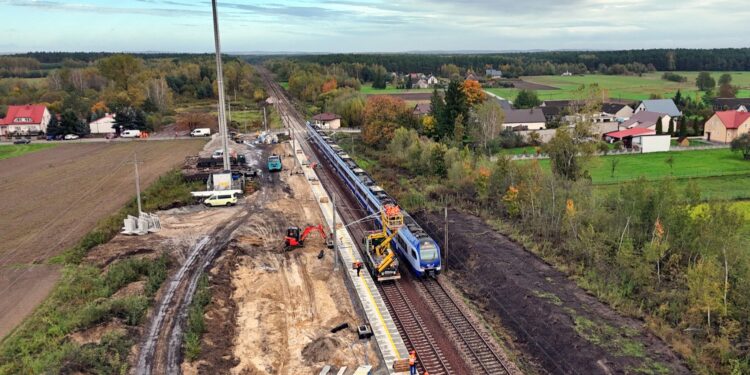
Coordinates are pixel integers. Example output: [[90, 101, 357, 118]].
[[64, 134, 80, 140], [13, 138, 31, 145], [204, 193, 238, 207], [211, 149, 224, 159], [190, 128, 211, 137], [121, 129, 142, 138]]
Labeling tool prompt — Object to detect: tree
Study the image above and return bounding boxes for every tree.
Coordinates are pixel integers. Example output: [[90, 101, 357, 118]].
[[730, 133, 750, 160], [667, 118, 675, 135], [514, 89, 541, 109], [96, 54, 143, 91], [544, 126, 590, 180], [718, 73, 733, 86], [452, 113, 465, 145], [719, 83, 738, 98], [321, 78, 337, 93], [371, 65, 388, 89], [462, 79, 486, 107], [655, 116, 664, 135], [46, 112, 62, 137], [474, 100, 505, 153], [678, 119, 687, 138], [429, 88, 445, 134], [59, 109, 89, 136], [361, 95, 408, 146], [696, 72, 716, 91], [114, 106, 150, 132], [687, 257, 723, 332], [441, 80, 468, 139]]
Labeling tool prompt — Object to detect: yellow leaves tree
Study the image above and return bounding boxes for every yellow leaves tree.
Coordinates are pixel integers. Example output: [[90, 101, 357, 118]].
[[362, 95, 409, 146], [688, 257, 723, 333], [421, 115, 436, 136], [321, 78, 338, 93], [462, 79, 486, 107]]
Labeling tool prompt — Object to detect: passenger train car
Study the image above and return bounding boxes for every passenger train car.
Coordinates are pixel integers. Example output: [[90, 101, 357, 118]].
[[307, 123, 441, 277]]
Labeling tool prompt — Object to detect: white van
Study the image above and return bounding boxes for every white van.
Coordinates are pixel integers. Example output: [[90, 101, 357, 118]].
[[211, 149, 224, 159], [190, 128, 211, 137], [121, 129, 142, 138]]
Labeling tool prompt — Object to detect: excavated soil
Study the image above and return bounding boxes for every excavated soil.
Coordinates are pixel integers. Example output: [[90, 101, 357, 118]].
[[414, 209, 690, 375], [182, 142, 378, 374]]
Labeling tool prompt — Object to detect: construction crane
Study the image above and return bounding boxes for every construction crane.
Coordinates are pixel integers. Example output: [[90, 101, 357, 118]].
[[284, 224, 332, 251], [363, 204, 403, 281]]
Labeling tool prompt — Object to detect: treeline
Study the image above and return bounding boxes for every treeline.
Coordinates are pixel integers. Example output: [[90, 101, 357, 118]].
[[269, 48, 750, 76], [1, 54, 263, 135]]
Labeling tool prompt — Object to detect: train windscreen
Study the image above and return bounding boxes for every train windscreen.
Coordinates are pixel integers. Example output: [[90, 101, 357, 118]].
[[420, 242, 438, 263]]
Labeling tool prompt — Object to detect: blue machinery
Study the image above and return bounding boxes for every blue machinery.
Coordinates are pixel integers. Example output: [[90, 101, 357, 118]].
[[307, 123, 442, 278]]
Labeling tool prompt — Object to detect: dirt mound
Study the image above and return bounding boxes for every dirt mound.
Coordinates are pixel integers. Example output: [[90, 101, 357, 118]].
[[112, 280, 146, 299], [302, 335, 343, 363], [68, 321, 127, 346]]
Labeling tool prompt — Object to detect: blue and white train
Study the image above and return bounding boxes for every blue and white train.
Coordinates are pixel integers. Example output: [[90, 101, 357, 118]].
[[307, 123, 442, 277]]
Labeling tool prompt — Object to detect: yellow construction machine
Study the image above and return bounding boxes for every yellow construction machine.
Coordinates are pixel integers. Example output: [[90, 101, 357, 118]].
[[361, 204, 403, 281]]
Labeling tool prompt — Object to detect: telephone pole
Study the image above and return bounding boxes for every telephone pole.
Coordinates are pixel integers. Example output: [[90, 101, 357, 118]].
[[134, 153, 143, 214], [444, 206, 448, 272], [211, 0, 230, 171], [333, 194, 339, 271]]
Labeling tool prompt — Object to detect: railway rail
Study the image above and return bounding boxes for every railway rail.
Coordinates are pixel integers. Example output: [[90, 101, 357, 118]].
[[261, 68, 513, 375]]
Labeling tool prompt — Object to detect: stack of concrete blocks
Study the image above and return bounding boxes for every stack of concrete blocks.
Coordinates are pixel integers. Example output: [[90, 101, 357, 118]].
[[122, 213, 161, 235]]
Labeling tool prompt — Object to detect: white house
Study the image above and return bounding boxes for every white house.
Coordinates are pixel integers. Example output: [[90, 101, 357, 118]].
[[635, 99, 682, 118], [0, 105, 51, 136], [426, 75, 439, 86], [312, 113, 342, 129], [414, 79, 430, 89], [89, 113, 116, 134], [503, 108, 547, 130]]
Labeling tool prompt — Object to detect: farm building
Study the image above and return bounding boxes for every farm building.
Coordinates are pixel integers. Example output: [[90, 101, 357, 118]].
[[485, 69, 503, 78], [503, 108, 546, 130], [413, 103, 431, 116], [605, 128, 670, 153], [635, 99, 682, 118], [703, 110, 750, 143], [312, 112, 342, 129], [0, 105, 51, 136], [714, 98, 750, 112], [602, 103, 634, 120], [89, 113, 116, 134]]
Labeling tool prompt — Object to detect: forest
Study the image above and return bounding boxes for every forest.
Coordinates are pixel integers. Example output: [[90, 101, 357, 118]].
[[258, 48, 750, 77]]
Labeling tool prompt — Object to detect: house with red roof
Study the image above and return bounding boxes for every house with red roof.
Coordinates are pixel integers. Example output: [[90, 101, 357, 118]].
[[704, 110, 750, 143], [0, 105, 51, 136]]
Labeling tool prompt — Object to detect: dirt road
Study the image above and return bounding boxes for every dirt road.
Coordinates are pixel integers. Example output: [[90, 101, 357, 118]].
[[0, 140, 205, 339], [415, 210, 690, 375]]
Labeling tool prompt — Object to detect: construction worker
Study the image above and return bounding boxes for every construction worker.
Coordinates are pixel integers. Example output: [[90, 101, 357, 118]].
[[355, 261, 363, 276], [409, 350, 417, 375]]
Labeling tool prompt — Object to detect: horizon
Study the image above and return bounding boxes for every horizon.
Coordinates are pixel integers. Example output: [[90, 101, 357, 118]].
[[1, 0, 749, 54]]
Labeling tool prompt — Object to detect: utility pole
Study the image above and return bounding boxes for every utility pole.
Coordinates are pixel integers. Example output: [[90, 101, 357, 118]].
[[134, 153, 143, 215], [263, 106, 268, 132], [444, 205, 448, 273], [211, 0, 230, 171], [333, 194, 339, 271]]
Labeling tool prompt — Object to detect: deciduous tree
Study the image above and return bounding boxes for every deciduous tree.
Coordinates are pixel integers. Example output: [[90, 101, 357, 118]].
[[730, 133, 750, 160], [514, 89, 541, 109], [461, 79, 486, 107], [696, 72, 716, 91], [688, 257, 723, 332], [362, 95, 408, 146], [473, 100, 505, 153]]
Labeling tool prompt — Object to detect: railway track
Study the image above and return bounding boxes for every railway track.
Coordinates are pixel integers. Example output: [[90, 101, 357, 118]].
[[260, 68, 514, 375]]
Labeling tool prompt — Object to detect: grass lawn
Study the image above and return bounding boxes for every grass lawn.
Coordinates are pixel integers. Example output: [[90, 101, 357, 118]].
[[497, 146, 540, 155], [360, 83, 432, 95], [279, 81, 289, 89], [595, 175, 750, 201], [487, 71, 750, 102], [0, 144, 56, 160], [732, 201, 750, 236]]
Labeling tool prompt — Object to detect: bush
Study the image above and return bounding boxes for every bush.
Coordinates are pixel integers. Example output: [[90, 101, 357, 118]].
[[662, 72, 687, 83], [183, 274, 211, 362]]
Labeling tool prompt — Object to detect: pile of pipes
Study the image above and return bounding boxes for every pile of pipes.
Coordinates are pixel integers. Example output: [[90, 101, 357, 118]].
[[254, 131, 279, 145], [122, 212, 162, 235]]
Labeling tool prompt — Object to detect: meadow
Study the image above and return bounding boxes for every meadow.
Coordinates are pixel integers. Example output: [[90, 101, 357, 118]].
[[0, 144, 56, 160], [486, 72, 750, 102], [360, 83, 433, 95]]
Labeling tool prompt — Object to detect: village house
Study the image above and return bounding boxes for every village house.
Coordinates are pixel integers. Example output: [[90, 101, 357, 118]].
[[620, 111, 672, 132], [485, 69, 503, 79], [635, 99, 682, 118], [426, 75, 439, 86], [503, 108, 546, 130], [703, 110, 750, 143], [414, 79, 430, 89], [89, 113, 116, 134], [312, 112, 342, 129], [413, 103, 431, 117], [0, 105, 51, 136], [604, 128, 670, 153]]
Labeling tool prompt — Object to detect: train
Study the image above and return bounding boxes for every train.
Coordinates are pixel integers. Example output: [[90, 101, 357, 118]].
[[306, 122, 442, 277]]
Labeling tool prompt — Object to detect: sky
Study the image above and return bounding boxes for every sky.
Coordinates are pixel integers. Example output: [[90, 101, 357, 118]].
[[0, 0, 748, 53]]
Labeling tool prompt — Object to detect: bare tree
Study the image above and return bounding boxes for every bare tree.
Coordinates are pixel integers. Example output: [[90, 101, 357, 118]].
[[474, 100, 505, 153], [147, 77, 172, 112]]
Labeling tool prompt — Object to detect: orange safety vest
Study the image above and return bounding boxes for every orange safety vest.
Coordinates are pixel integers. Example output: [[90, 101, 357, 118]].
[[409, 353, 416, 365]]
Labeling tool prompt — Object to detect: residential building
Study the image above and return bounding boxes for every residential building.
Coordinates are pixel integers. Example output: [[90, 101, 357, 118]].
[[713, 98, 750, 112], [312, 112, 342, 129], [426, 75, 439, 86], [89, 113, 116, 134], [503, 108, 546, 130], [561, 71, 573, 76], [604, 128, 670, 152], [602, 103, 634, 120], [635, 99, 682, 118], [465, 72, 479, 81], [414, 79, 430, 89], [703, 110, 750, 143], [413, 103, 431, 116], [0, 105, 51, 136], [620, 111, 672, 132], [485, 69, 503, 79]]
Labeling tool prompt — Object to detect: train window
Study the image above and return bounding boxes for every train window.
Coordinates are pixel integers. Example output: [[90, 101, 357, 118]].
[[411, 250, 418, 260], [420, 242, 438, 262]]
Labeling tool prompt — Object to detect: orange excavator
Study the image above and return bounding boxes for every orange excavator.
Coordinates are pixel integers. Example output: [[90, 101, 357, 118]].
[[284, 224, 333, 251]]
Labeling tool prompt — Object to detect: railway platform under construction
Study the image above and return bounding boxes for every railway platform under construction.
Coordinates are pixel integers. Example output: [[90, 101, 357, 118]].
[[291, 135, 410, 373]]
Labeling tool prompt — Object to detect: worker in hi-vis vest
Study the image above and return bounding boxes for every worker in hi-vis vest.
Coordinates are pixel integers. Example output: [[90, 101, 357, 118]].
[[409, 350, 417, 375]]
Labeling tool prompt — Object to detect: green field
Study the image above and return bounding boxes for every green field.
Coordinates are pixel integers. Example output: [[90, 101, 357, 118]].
[[487, 71, 750, 102], [0, 144, 56, 160], [360, 83, 433, 95]]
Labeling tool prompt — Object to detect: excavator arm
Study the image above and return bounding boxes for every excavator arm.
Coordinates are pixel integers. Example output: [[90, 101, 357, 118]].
[[374, 229, 400, 272]]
